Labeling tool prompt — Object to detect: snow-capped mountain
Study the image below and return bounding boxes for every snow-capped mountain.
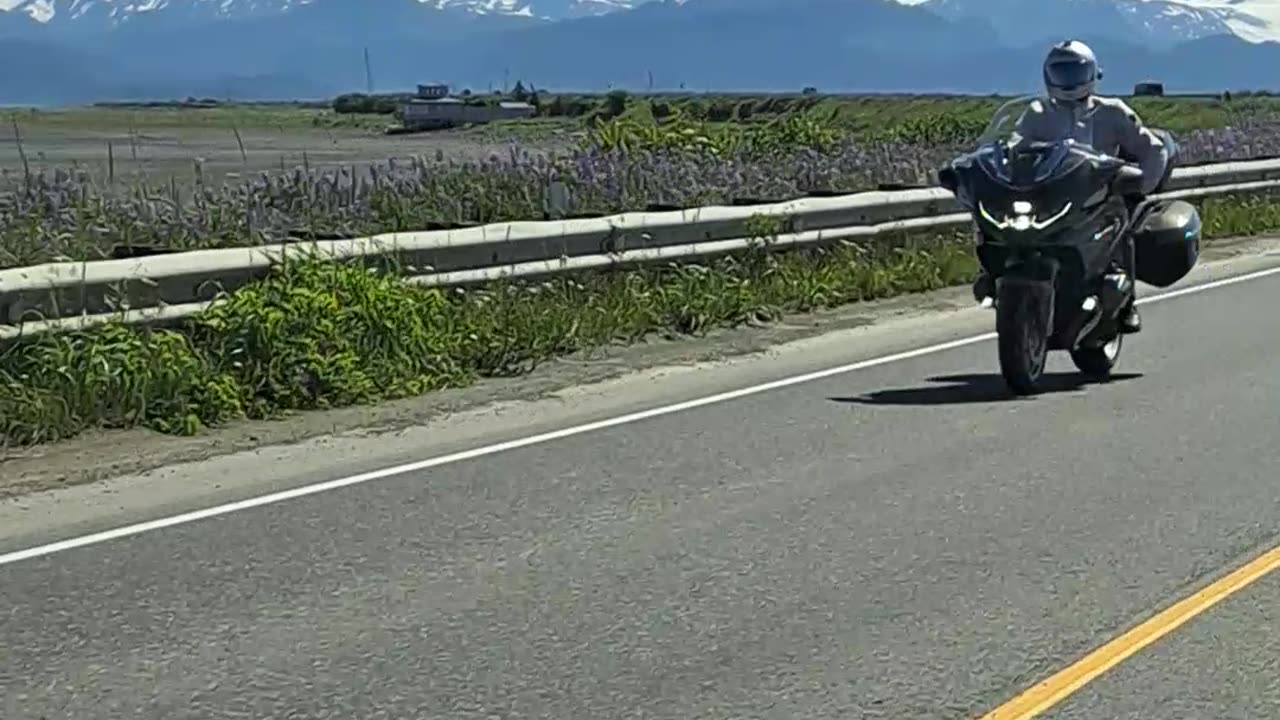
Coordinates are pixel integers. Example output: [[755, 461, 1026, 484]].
[[1180, 0, 1280, 41], [0, 0, 317, 25], [6, 0, 1278, 39], [897, 0, 1280, 45], [8, 0, 1280, 105], [432, 0, 1280, 42], [0, 0, 641, 26], [430, 0, 636, 19]]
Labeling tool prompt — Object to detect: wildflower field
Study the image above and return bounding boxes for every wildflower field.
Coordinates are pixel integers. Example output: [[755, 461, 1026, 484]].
[[4, 92, 1280, 448]]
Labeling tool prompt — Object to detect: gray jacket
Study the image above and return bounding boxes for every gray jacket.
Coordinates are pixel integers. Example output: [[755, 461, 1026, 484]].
[[1012, 96, 1169, 195]]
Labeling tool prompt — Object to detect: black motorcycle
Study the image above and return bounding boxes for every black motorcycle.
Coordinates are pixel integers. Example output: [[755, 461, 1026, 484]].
[[937, 96, 1202, 395]]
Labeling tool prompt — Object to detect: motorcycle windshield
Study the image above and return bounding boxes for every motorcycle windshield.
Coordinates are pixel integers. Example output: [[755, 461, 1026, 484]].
[[975, 95, 1040, 148], [973, 94, 1094, 189], [960, 95, 1121, 238]]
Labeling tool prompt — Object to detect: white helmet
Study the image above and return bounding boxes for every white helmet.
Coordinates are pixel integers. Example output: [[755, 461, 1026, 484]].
[[1043, 40, 1101, 104]]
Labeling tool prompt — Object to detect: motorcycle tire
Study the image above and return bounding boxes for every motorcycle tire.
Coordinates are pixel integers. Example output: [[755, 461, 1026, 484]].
[[996, 281, 1051, 396], [1070, 334, 1122, 381]]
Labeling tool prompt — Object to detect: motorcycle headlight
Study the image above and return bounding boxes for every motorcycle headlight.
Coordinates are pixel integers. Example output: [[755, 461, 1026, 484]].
[[978, 199, 1072, 231]]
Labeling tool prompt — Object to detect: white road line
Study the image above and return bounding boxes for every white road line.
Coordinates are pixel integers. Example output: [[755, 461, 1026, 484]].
[[2, 264, 1279, 568]]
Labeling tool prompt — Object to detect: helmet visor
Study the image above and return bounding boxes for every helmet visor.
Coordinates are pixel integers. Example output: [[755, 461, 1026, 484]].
[[1045, 59, 1095, 90]]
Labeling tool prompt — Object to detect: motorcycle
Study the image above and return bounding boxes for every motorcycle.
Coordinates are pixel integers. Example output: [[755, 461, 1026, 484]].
[[937, 95, 1202, 395]]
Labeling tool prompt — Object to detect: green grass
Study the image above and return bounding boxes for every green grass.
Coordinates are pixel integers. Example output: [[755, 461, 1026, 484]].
[[0, 232, 977, 446], [9, 91, 1280, 140], [2, 104, 393, 134], [525, 92, 1280, 136], [459, 117, 580, 142], [787, 95, 1280, 135], [3, 190, 1279, 450]]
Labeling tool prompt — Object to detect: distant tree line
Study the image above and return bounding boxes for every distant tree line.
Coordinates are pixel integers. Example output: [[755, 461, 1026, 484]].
[[329, 84, 1280, 122], [331, 81, 544, 115], [329, 85, 843, 124]]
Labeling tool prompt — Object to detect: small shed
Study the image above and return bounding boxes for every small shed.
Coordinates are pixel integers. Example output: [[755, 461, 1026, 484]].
[[416, 83, 449, 99], [1133, 81, 1165, 97], [401, 98, 536, 130], [496, 101, 536, 119]]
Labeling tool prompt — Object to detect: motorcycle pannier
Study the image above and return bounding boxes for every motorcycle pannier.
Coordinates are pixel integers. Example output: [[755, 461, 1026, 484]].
[[1133, 199, 1201, 288]]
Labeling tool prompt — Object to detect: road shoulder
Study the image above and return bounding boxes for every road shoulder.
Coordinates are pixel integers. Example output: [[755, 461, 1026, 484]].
[[0, 275, 979, 497]]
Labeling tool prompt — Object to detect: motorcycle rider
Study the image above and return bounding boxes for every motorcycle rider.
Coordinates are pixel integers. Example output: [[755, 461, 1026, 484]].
[[971, 39, 1170, 334]]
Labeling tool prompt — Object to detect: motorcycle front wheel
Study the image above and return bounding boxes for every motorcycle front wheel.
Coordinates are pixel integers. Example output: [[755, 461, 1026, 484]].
[[996, 281, 1052, 395]]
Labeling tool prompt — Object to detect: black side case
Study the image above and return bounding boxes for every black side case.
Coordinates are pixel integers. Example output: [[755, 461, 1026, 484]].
[[1133, 199, 1201, 288]]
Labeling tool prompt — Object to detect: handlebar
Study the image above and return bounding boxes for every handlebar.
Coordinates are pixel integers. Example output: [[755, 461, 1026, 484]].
[[1113, 163, 1145, 197]]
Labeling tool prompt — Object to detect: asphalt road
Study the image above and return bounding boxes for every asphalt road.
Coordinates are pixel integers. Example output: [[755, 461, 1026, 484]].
[[1049, 571, 1280, 719], [3, 257, 1280, 719]]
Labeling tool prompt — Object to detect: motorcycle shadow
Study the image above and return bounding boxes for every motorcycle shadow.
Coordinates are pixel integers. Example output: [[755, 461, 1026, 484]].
[[831, 372, 1143, 407]]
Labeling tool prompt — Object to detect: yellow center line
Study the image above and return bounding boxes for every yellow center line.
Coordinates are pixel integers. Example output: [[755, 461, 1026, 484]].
[[977, 542, 1280, 720]]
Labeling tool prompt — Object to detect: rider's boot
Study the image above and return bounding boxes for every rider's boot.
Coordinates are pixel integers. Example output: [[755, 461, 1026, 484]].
[[972, 268, 995, 306], [1109, 254, 1142, 334], [1119, 298, 1142, 334]]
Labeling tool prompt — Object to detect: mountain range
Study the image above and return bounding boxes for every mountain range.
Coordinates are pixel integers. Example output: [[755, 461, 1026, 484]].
[[5, 0, 1280, 104]]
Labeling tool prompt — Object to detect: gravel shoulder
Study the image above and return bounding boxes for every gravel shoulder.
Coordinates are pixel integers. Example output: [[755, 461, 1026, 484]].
[[3, 233, 1276, 501]]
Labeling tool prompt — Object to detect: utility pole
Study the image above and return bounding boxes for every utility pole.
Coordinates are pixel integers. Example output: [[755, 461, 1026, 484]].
[[363, 47, 374, 93]]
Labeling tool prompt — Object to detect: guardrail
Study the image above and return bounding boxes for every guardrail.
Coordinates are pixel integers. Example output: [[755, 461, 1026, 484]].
[[4, 157, 1280, 339]]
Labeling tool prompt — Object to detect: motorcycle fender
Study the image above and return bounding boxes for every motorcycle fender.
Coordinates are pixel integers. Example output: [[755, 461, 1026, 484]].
[[997, 254, 1061, 287], [995, 256, 1059, 335]]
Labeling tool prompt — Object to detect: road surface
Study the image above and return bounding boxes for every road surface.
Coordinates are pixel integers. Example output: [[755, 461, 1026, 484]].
[[2, 251, 1280, 719]]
